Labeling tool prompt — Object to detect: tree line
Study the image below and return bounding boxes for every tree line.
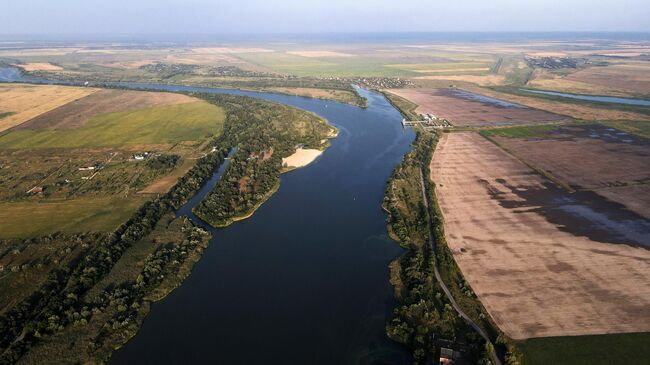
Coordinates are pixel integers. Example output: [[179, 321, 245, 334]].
[[384, 131, 492, 364], [193, 93, 333, 227], [0, 136, 227, 363]]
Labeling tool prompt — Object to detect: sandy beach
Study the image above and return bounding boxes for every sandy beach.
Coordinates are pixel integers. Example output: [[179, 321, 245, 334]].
[[282, 148, 323, 169]]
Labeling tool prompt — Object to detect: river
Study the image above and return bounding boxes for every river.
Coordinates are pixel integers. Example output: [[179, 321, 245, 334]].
[[0, 69, 414, 364]]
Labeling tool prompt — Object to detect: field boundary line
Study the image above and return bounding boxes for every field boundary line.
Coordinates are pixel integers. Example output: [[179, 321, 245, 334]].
[[480, 133, 575, 192], [418, 167, 502, 365]]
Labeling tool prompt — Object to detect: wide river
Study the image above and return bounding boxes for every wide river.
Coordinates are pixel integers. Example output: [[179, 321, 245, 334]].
[[0, 69, 414, 364]]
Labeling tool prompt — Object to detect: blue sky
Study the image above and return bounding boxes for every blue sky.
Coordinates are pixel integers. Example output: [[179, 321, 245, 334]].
[[1, 0, 649, 35]]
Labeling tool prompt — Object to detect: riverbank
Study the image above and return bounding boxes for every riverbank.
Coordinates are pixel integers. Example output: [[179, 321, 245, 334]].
[[383, 129, 506, 364], [380, 90, 420, 120], [110, 85, 415, 364], [9, 65, 368, 108], [0, 86, 338, 361], [0, 73, 413, 363], [16, 216, 213, 364], [0, 143, 229, 363], [192, 93, 337, 228], [282, 148, 324, 170]]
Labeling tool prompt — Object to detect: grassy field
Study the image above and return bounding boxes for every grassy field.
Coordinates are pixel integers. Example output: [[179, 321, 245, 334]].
[[0, 101, 224, 148], [0, 196, 148, 238], [0, 85, 226, 238], [603, 120, 650, 139], [480, 124, 563, 138], [0, 83, 97, 132], [234, 51, 419, 77], [516, 333, 650, 365], [528, 61, 650, 98], [382, 91, 419, 120], [481, 120, 650, 140]]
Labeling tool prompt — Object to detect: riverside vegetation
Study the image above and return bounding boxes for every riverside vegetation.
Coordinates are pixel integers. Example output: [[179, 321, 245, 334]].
[[22, 65, 368, 108], [0, 90, 332, 363], [383, 130, 519, 364], [384, 128, 650, 365], [193, 94, 335, 227], [0, 145, 226, 363]]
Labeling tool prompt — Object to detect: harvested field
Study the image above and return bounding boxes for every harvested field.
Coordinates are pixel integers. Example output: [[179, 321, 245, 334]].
[[191, 47, 274, 54], [0, 48, 81, 57], [16, 89, 196, 130], [287, 50, 354, 58], [489, 124, 650, 217], [14, 62, 63, 71], [474, 87, 650, 121], [0, 88, 223, 237], [527, 72, 635, 98], [0, 101, 224, 148], [414, 74, 507, 86], [431, 132, 650, 339], [566, 63, 650, 95], [0, 83, 97, 132], [596, 185, 650, 220], [389, 88, 564, 126], [413, 68, 490, 73]]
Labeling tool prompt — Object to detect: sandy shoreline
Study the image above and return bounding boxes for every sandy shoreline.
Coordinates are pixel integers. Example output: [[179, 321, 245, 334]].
[[282, 148, 323, 169]]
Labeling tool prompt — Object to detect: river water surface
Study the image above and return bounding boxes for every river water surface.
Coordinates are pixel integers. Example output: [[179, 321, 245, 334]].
[[0, 69, 418, 364], [119, 86, 413, 364], [1, 68, 414, 363]]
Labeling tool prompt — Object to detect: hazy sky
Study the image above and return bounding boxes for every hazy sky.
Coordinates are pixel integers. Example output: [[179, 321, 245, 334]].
[[1, 0, 649, 35]]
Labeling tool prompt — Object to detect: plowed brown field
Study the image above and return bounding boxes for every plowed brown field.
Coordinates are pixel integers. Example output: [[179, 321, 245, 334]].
[[431, 132, 650, 339], [389, 88, 564, 126]]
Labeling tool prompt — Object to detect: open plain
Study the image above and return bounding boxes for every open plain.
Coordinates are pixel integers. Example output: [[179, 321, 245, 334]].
[[389, 88, 565, 126], [15, 89, 197, 130], [0, 83, 97, 132], [488, 124, 650, 218], [431, 132, 650, 339], [0, 84, 225, 238]]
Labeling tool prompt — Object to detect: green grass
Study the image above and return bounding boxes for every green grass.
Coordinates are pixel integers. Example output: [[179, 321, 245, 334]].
[[0, 101, 225, 148], [0, 196, 148, 238], [386, 62, 492, 72], [0, 111, 15, 120], [234, 52, 418, 77], [516, 332, 650, 365], [482, 120, 650, 140], [603, 120, 650, 139], [84, 213, 180, 299], [382, 91, 419, 120], [490, 85, 650, 116], [480, 124, 560, 138]]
